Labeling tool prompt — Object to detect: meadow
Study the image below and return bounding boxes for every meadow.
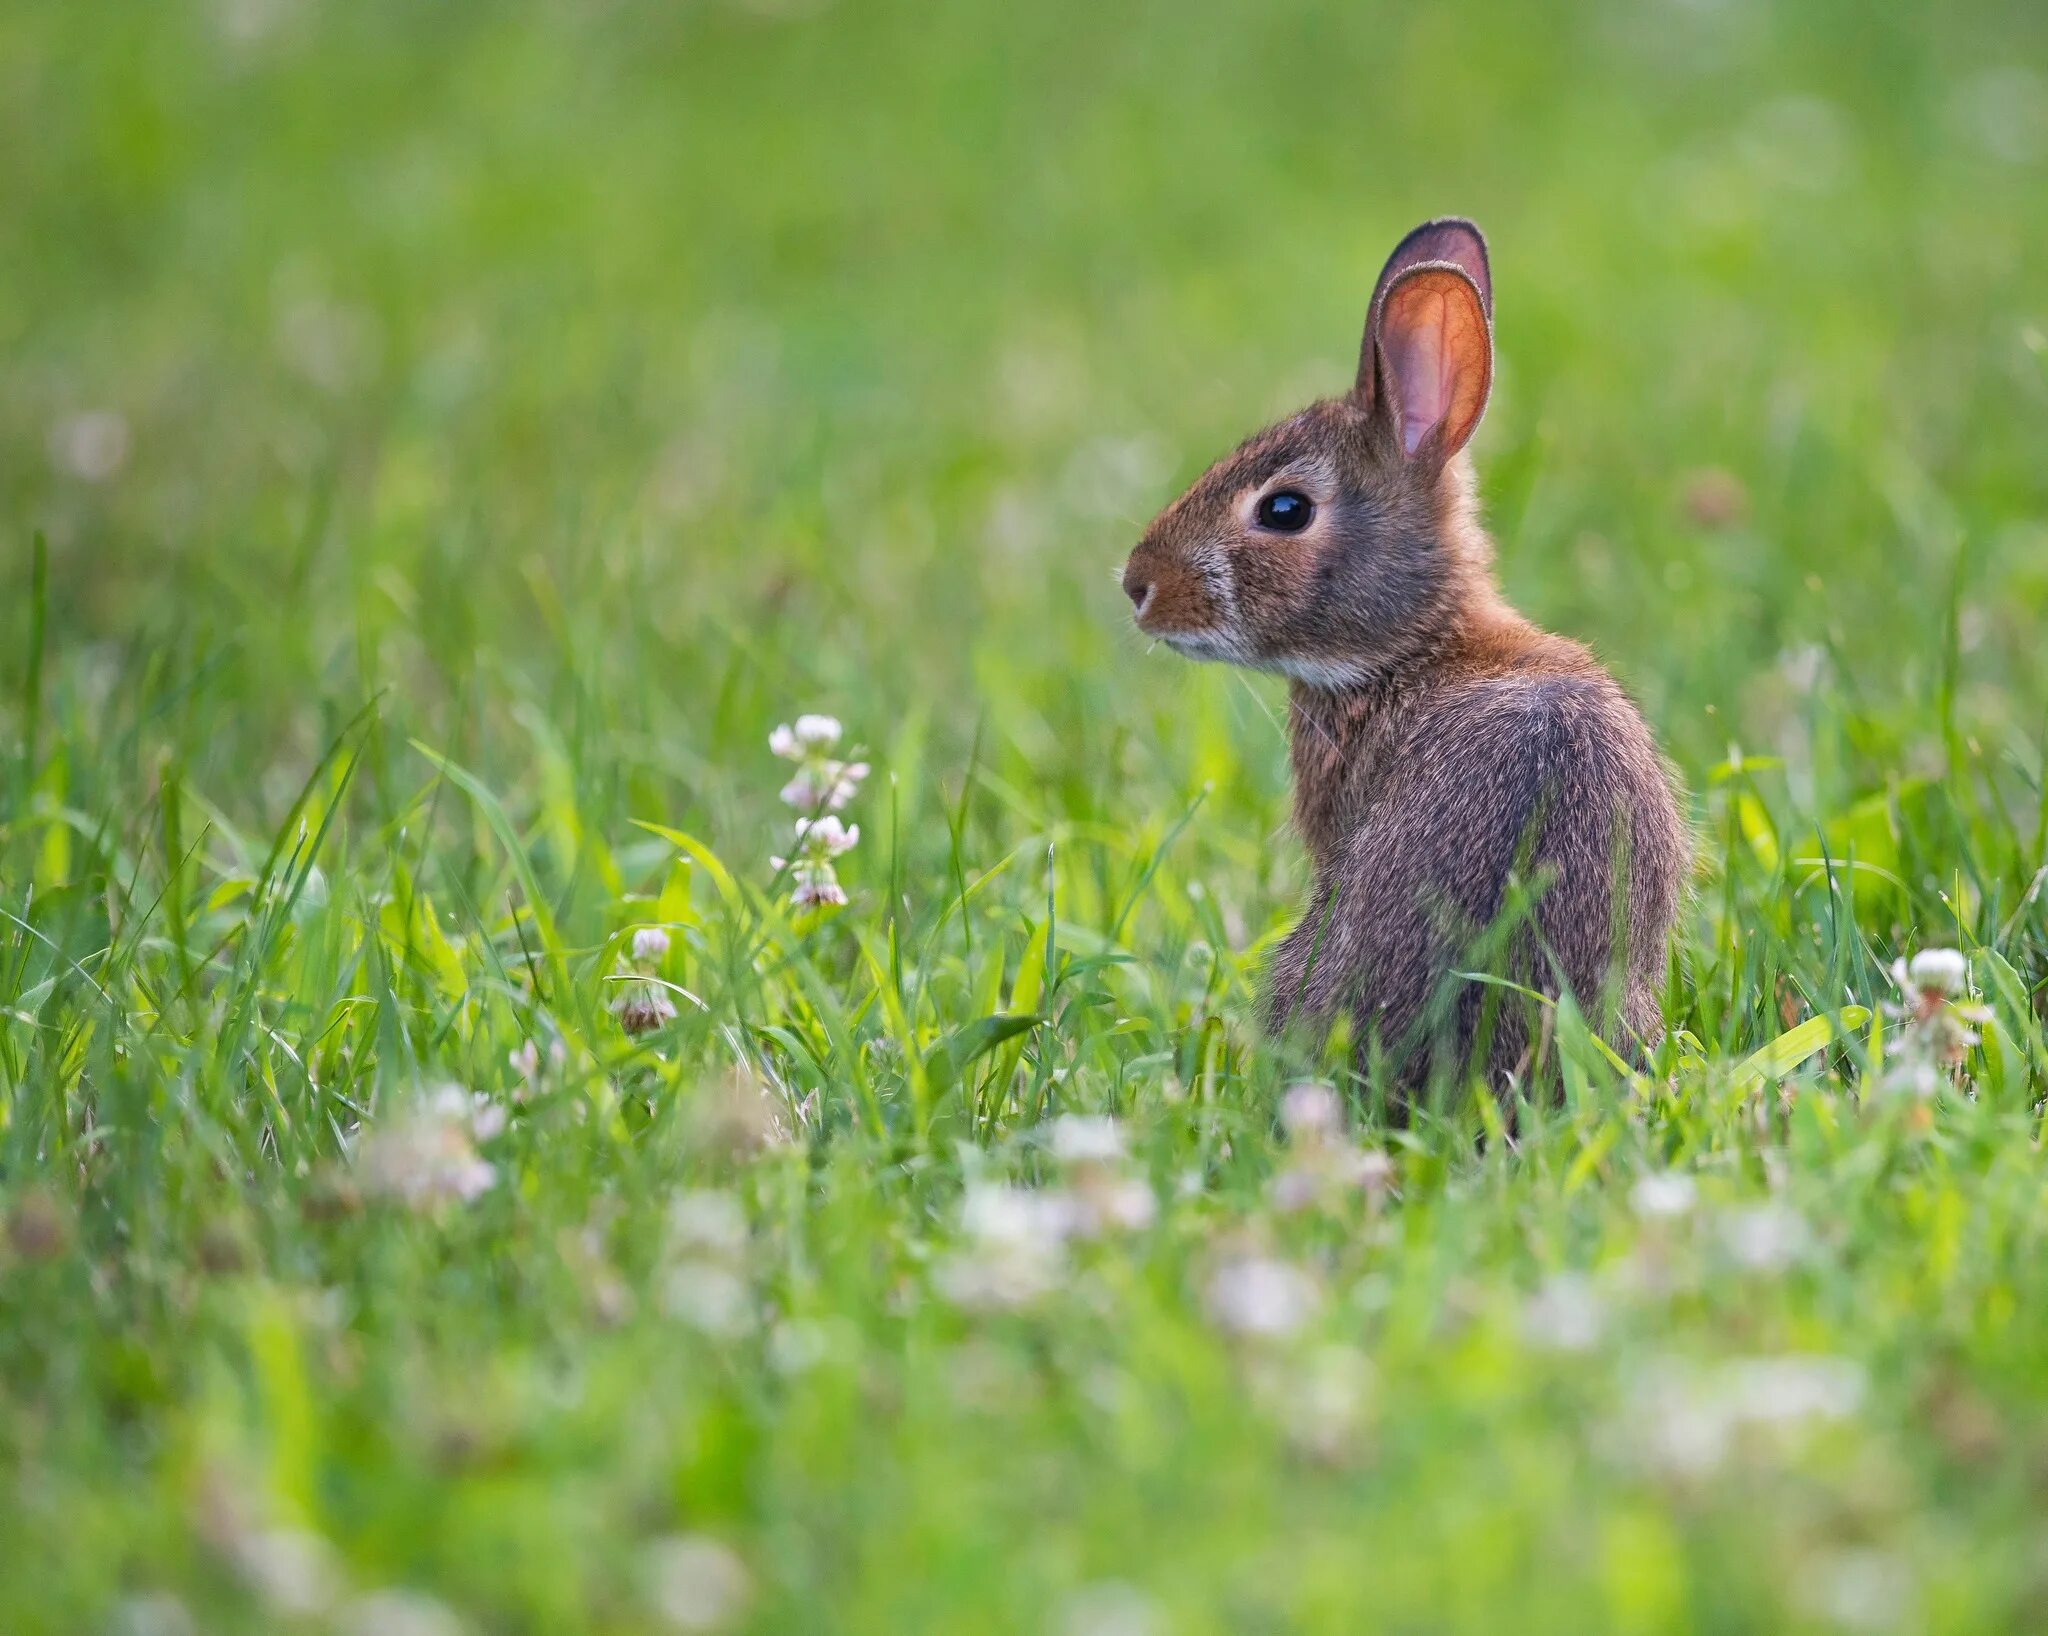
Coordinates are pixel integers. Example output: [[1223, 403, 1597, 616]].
[[5, 0, 2048, 1630]]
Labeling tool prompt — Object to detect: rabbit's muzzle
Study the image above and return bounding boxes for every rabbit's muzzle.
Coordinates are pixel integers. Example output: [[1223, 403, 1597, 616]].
[[1122, 536, 1233, 644]]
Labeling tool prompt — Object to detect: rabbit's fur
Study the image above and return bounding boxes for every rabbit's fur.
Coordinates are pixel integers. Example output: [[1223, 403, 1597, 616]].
[[1122, 219, 1685, 1097]]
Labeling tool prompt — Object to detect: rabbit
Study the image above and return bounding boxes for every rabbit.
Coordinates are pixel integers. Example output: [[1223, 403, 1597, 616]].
[[1121, 217, 1686, 1101]]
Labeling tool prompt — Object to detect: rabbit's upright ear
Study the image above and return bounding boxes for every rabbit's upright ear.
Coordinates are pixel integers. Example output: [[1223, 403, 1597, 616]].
[[1366, 217, 1492, 331], [1360, 263, 1493, 466], [1355, 218, 1491, 420]]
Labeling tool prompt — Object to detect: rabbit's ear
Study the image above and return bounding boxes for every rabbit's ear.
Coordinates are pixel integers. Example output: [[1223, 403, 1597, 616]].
[[1363, 263, 1493, 465], [1356, 218, 1491, 414], [1369, 217, 1492, 324]]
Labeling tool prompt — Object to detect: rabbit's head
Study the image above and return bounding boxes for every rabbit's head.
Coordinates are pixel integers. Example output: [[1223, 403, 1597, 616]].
[[1122, 219, 1497, 688]]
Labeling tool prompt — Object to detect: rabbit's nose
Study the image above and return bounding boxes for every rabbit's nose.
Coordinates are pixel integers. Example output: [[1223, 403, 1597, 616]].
[[1123, 569, 1155, 618]]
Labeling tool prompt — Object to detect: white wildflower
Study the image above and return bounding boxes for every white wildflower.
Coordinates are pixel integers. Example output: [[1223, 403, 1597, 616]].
[[788, 876, 849, 909], [336, 1590, 466, 1636], [1251, 1343, 1374, 1462], [614, 982, 679, 1037], [1723, 1354, 1866, 1426], [1064, 1174, 1156, 1237], [772, 814, 861, 912], [668, 1190, 748, 1258], [1269, 1093, 1394, 1213], [1278, 1082, 1344, 1140], [277, 293, 380, 393], [508, 1032, 565, 1096], [1627, 1354, 1865, 1479], [1521, 1273, 1607, 1353], [767, 1318, 850, 1376], [357, 1090, 497, 1212], [778, 760, 868, 812], [793, 815, 859, 856], [111, 1594, 195, 1636], [633, 926, 672, 964], [646, 1534, 752, 1632], [230, 1528, 340, 1616], [1879, 946, 1990, 1099], [49, 409, 131, 482], [792, 714, 842, 750], [1630, 1170, 1699, 1220], [1719, 1202, 1813, 1274], [662, 1263, 753, 1337], [1049, 1114, 1125, 1166], [1204, 1254, 1321, 1340], [935, 1183, 1072, 1310], [468, 1098, 508, 1144], [1040, 1116, 1154, 1235], [770, 715, 867, 811], [1058, 1581, 1164, 1636], [1902, 947, 1969, 999], [1797, 1548, 1915, 1632]]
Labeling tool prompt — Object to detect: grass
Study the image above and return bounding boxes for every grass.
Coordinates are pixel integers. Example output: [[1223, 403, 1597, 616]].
[[5, 0, 2048, 1629]]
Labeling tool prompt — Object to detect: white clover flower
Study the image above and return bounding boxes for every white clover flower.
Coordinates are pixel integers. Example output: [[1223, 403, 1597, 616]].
[[1521, 1273, 1607, 1353], [1630, 1170, 1699, 1220], [771, 715, 867, 810], [777, 761, 868, 812], [112, 1594, 195, 1636], [1270, 1134, 1394, 1215], [668, 1189, 748, 1258], [1204, 1254, 1321, 1339], [1048, 1114, 1125, 1166], [1065, 1174, 1157, 1237], [1349, 1149, 1396, 1193], [468, 1097, 508, 1144], [662, 1263, 754, 1337], [1058, 1581, 1164, 1636], [357, 1090, 497, 1212], [1722, 1354, 1866, 1426], [959, 1182, 1073, 1246], [1881, 946, 1990, 1097], [1625, 1353, 1865, 1479], [646, 1534, 752, 1632], [336, 1590, 466, 1636], [772, 815, 861, 912], [1719, 1201, 1813, 1274], [615, 984, 679, 1037], [1903, 947, 1969, 999], [1278, 1082, 1344, 1140], [934, 1183, 1074, 1310], [632, 926, 672, 964], [229, 1528, 340, 1616], [794, 815, 859, 856], [1251, 1343, 1374, 1462], [1797, 1548, 1915, 1633], [788, 876, 849, 910], [508, 1032, 566, 1096], [794, 713, 841, 747], [49, 409, 131, 482], [1879, 1057, 1944, 1101]]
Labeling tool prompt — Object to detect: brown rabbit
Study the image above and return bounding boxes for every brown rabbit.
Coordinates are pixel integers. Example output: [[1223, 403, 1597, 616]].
[[1122, 218, 1685, 1099]]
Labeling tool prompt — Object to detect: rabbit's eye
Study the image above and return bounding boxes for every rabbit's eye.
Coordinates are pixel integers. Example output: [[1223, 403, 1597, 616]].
[[1256, 491, 1314, 532]]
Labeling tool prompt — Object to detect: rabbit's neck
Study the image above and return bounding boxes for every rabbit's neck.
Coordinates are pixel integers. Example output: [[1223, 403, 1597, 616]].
[[1285, 593, 1545, 869]]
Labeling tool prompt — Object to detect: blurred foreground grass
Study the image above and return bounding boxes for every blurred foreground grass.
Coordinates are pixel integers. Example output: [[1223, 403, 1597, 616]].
[[5, 0, 2048, 1630]]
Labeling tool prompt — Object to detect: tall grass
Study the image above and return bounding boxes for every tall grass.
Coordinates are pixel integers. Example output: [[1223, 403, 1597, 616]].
[[4, 0, 2048, 1629]]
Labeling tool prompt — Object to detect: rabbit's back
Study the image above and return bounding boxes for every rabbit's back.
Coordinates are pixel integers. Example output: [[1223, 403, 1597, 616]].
[[1267, 659, 1684, 1091]]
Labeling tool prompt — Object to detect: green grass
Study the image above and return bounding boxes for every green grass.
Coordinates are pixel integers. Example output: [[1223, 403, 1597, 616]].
[[6, 0, 2048, 1630]]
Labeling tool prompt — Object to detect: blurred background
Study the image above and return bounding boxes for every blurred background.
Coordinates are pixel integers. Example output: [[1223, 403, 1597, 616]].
[[6, 6, 2048, 1631], [6, 0, 2046, 850]]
